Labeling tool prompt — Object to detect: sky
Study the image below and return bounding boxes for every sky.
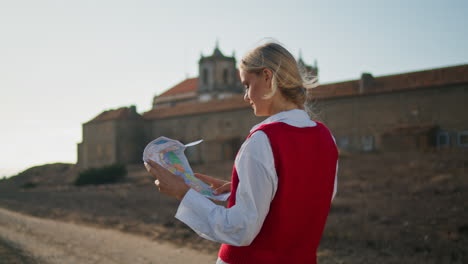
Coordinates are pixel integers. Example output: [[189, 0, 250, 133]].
[[1, 0, 467, 177]]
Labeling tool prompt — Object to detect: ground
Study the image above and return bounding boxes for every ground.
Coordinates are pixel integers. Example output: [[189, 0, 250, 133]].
[[0, 238, 37, 264], [0, 208, 216, 264], [0, 151, 467, 263]]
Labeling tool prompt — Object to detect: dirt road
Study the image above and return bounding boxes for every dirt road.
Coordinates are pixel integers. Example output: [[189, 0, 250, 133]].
[[0, 208, 217, 264]]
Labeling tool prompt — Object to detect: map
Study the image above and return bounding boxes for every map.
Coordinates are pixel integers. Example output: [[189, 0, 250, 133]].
[[143, 137, 230, 201]]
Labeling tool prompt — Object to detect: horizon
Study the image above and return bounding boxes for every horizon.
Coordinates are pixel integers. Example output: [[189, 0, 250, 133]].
[[1, 0, 467, 177]]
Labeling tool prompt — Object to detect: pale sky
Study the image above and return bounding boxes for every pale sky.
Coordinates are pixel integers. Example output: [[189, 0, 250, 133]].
[[1, 0, 467, 177]]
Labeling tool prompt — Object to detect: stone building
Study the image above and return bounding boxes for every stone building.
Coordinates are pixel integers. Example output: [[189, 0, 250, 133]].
[[77, 44, 468, 169], [77, 106, 144, 169]]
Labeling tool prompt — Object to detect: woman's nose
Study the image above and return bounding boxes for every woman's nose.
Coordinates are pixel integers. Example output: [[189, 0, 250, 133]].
[[243, 92, 249, 102]]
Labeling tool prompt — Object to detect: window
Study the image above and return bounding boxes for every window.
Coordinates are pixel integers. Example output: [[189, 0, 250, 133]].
[[96, 144, 103, 157], [457, 131, 468, 147], [106, 143, 113, 157], [223, 69, 229, 84], [338, 136, 349, 150], [199, 94, 211, 102], [361, 135, 374, 152], [222, 138, 242, 160], [225, 120, 232, 129], [437, 131, 450, 148]]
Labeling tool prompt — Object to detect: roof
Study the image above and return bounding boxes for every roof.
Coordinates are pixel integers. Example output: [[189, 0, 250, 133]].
[[212, 47, 224, 57], [143, 95, 250, 120], [156, 69, 240, 99], [309, 64, 468, 100], [158, 78, 198, 97], [86, 106, 141, 124]]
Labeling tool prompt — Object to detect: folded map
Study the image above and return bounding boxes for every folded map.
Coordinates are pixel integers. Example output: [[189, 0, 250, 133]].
[[143, 136, 230, 201]]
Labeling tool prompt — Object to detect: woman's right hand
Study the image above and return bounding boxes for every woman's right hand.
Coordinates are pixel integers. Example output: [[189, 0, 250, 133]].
[[194, 173, 231, 195]]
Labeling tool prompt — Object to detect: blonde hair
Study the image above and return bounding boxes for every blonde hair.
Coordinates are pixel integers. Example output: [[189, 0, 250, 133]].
[[240, 42, 318, 109]]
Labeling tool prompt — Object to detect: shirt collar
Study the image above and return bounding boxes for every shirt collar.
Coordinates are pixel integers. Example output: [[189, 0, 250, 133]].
[[250, 109, 312, 132]]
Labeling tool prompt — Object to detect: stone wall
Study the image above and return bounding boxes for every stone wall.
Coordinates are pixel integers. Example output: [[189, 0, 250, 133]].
[[145, 108, 264, 164], [313, 83, 468, 152], [78, 120, 117, 169], [115, 119, 145, 165]]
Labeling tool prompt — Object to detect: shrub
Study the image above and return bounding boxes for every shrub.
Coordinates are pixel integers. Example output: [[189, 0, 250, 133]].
[[21, 182, 38, 189], [74, 164, 127, 186]]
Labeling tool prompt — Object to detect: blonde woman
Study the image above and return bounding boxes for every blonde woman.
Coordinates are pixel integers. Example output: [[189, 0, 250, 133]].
[[146, 41, 338, 264]]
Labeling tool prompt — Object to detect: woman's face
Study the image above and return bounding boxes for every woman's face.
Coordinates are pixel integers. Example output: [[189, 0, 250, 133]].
[[240, 69, 273, 116]]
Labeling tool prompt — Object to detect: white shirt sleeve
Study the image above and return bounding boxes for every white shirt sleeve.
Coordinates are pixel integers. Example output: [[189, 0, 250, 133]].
[[175, 131, 277, 246], [332, 161, 338, 201], [330, 135, 338, 201]]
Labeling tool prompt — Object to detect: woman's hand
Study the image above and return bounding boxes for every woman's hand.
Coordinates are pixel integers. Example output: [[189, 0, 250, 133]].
[[194, 173, 231, 195], [144, 160, 190, 201]]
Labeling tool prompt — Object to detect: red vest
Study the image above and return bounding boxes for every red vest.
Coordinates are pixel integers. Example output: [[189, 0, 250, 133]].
[[218, 122, 338, 264]]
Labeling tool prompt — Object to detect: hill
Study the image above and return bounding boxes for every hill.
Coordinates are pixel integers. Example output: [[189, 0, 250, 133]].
[[0, 152, 467, 263]]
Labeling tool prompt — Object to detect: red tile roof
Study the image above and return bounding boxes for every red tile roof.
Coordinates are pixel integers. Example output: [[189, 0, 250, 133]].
[[87, 106, 141, 124], [143, 95, 250, 120], [157, 70, 241, 98], [159, 78, 198, 97], [309, 64, 468, 99]]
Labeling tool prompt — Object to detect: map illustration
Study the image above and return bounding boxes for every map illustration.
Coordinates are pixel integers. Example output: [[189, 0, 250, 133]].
[[143, 137, 230, 201]]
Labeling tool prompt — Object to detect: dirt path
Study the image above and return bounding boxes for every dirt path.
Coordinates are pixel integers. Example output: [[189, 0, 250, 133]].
[[0, 208, 217, 264]]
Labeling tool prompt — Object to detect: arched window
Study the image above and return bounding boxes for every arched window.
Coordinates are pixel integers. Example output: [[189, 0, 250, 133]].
[[223, 69, 229, 84]]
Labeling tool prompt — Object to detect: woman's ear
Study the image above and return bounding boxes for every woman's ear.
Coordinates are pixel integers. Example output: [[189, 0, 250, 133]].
[[263, 68, 274, 92], [261, 68, 276, 99], [263, 68, 272, 82]]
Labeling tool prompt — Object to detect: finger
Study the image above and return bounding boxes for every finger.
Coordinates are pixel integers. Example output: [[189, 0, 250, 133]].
[[145, 164, 160, 180], [144, 162, 151, 172], [150, 161, 177, 179], [214, 182, 231, 195], [194, 173, 213, 185], [154, 180, 161, 191], [194, 173, 221, 186], [147, 159, 162, 170], [194, 172, 208, 179], [146, 160, 171, 181]]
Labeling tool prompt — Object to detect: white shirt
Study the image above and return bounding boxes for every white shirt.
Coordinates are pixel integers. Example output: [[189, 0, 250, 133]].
[[175, 109, 338, 251]]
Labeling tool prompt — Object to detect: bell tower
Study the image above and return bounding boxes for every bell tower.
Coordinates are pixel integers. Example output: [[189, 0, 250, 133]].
[[198, 41, 242, 95]]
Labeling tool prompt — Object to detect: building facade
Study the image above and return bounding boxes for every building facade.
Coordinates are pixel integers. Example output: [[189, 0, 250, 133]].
[[311, 65, 468, 152], [77, 44, 468, 169]]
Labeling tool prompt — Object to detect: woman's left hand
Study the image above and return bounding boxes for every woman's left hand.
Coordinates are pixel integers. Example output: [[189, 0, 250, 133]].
[[144, 160, 190, 201]]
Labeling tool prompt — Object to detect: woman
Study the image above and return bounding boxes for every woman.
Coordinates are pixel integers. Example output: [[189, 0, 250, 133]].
[[145, 41, 338, 264]]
